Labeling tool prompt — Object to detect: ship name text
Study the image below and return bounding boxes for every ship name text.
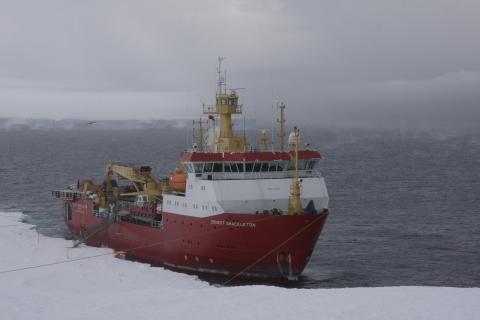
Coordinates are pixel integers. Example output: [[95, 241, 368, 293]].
[[210, 220, 256, 228]]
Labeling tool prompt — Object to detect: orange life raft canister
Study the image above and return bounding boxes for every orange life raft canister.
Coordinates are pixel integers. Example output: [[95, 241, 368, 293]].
[[169, 168, 187, 192]]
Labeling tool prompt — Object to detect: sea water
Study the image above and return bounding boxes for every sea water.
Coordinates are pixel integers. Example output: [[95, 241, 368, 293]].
[[1, 127, 479, 288]]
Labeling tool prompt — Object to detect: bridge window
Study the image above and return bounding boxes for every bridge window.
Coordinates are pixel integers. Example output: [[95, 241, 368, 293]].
[[268, 162, 278, 172], [242, 161, 289, 172], [223, 162, 245, 173], [183, 163, 194, 173], [213, 163, 223, 172], [307, 160, 318, 169], [204, 163, 213, 173], [300, 160, 308, 170], [186, 160, 301, 174], [288, 159, 318, 170], [193, 163, 204, 173], [261, 163, 269, 172], [298, 160, 317, 170]]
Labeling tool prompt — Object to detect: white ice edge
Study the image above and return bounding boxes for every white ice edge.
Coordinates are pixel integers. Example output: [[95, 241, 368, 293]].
[[1, 211, 479, 320]]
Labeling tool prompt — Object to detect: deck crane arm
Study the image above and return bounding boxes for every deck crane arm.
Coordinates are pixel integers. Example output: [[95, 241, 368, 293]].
[[105, 163, 164, 202], [106, 164, 151, 184]]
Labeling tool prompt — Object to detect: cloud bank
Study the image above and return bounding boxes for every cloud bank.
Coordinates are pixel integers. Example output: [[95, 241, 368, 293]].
[[0, 0, 479, 125]]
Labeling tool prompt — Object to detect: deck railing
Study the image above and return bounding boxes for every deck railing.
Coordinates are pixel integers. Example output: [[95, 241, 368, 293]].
[[151, 220, 163, 228], [52, 190, 81, 200]]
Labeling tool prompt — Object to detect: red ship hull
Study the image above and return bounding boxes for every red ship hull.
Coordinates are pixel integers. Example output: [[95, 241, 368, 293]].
[[65, 199, 328, 280]]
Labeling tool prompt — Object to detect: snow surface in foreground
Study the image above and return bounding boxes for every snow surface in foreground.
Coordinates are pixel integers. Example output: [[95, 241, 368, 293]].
[[1, 212, 478, 320]]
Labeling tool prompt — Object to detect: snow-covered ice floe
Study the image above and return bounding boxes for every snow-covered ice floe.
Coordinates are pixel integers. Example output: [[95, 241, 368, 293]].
[[1, 212, 479, 320]]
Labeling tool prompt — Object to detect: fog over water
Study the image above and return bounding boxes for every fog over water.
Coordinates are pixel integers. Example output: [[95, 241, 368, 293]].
[[1, 0, 479, 126]]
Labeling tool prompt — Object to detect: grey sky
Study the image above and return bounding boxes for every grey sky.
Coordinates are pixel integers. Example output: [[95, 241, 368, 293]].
[[1, 0, 479, 125]]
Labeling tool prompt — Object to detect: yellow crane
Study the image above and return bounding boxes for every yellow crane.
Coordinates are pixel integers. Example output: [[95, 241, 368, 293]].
[[105, 164, 164, 203], [78, 164, 165, 209]]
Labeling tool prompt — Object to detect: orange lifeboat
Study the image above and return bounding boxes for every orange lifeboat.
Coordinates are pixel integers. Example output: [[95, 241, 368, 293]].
[[169, 168, 187, 192]]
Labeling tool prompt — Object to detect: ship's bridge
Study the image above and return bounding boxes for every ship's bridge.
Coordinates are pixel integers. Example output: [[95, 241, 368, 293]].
[[180, 150, 321, 162], [179, 150, 321, 180]]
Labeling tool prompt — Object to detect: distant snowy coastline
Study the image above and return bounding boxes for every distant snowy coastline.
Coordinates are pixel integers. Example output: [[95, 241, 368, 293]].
[[1, 211, 479, 320], [0, 118, 257, 131], [0, 118, 190, 131]]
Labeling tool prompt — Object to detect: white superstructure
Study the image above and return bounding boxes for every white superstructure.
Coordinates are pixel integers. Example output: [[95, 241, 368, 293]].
[[164, 165, 329, 218]]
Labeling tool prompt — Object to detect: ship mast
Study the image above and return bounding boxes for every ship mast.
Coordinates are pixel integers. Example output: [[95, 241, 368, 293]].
[[257, 130, 269, 151], [217, 56, 226, 95], [193, 118, 206, 152], [277, 102, 286, 152], [288, 127, 303, 215], [203, 57, 248, 152]]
